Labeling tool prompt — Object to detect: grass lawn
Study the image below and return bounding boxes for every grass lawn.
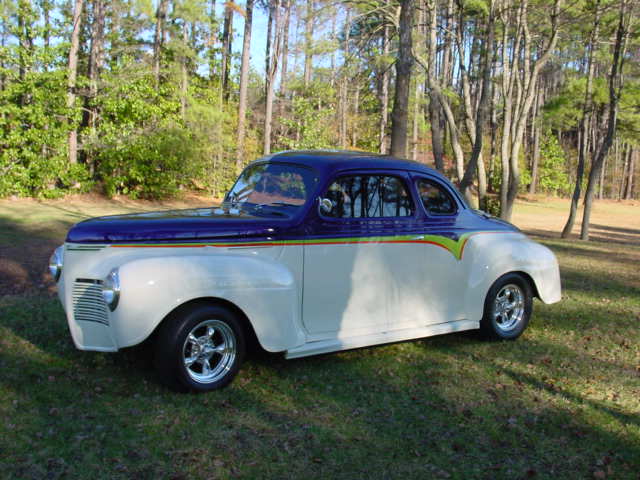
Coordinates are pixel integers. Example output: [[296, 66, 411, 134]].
[[0, 195, 639, 479]]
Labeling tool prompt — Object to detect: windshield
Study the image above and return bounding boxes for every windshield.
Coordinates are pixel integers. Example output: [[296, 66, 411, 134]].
[[226, 163, 318, 209]]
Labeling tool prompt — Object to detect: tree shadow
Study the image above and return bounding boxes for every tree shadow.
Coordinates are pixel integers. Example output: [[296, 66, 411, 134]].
[[538, 239, 640, 272], [590, 223, 640, 236], [560, 264, 640, 293], [523, 226, 640, 247], [0, 217, 64, 296]]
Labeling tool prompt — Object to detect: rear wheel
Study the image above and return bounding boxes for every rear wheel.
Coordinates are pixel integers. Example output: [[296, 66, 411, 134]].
[[154, 304, 246, 392], [480, 273, 533, 340]]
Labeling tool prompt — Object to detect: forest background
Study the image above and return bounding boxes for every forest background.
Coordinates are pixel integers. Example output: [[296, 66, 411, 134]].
[[1, 0, 638, 239]]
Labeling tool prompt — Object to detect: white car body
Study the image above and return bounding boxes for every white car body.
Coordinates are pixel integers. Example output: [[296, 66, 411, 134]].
[[51, 151, 561, 390]]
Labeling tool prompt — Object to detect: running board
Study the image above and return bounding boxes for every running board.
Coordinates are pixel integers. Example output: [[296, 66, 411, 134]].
[[285, 319, 479, 359]]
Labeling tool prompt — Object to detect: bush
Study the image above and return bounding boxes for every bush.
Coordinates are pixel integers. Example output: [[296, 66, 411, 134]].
[[87, 66, 239, 199], [538, 133, 571, 196], [0, 70, 93, 197], [97, 123, 202, 199]]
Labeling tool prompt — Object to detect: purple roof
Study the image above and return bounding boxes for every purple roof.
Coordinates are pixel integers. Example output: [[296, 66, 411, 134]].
[[262, 150, 448, 180]]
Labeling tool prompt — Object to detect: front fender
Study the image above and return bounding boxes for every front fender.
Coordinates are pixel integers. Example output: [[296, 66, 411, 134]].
[[111, 253, 304, 352]]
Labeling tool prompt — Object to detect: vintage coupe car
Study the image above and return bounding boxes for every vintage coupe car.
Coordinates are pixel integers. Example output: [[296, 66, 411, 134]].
[[50, 150, 561, 392]]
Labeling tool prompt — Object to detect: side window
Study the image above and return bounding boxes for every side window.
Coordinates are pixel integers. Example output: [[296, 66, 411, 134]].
[[417, 179, 456, 215], [323, 175, 414, 218]]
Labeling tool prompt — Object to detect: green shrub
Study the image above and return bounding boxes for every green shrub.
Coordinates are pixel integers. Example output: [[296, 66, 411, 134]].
[[538, 133, 571, 196], [0, 70, 92, 197], [97, 124, 201, 199]]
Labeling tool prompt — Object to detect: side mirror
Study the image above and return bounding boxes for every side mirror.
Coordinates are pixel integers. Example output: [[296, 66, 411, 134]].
[[318, 197, 333, 215]]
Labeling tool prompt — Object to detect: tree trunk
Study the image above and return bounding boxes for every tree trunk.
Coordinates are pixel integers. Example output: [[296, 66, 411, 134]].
[[264, 0, 283, 155], [598, 154, 606, 199], [459, 1, 495, 204], [153, 0, 169, 87], [329, 8, 337, 87], [561, 0, 600, 237], [580, 0, 630, 240], [618, 143, 629, 199], [428, 98, 445, 171], [625, 148, 635, 199], [303, 0, 314, 87], [0, 14, 6, 91], [477, 153, 487, 210], [529, 123, 541, 194], [487, 74, 498, 190], [528, 87, 543, 195], [390, 0, 414, 158], [351, 88, 359, 147], [279, 0, 290, 97], [379, 18, 390, 154], [81, 0, 105, 171], [109, 2, 122, 67], [411, 82, 420, 160], [500, 0, 561, 221], [442, 0, 454, 87], [67, 0, 84, 165], [88, 0, 105, 127], [41, 0, 52, 71], [180, 22, 189, 119], [265, 3, 273, 97], [221, 5, 233, 102], [339, 79, 347, 148], [292, 4, 301, 73], [237, 0, 254, 170], [423, 0, 463, 177], [423, 0, 443, 170], [17, 1, 35, 105], [208, 0, 217, 80], [339, 9, 351, 149]]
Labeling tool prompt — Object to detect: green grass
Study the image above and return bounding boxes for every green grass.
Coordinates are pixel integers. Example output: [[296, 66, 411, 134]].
[[0, 198, 639, 479]]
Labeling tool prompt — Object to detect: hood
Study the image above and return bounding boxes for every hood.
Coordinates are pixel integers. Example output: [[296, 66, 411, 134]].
[[66, 206, 292, 244]]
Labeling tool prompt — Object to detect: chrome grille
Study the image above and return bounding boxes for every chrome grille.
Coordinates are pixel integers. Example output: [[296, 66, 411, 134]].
[[72, 279, 109, 325]]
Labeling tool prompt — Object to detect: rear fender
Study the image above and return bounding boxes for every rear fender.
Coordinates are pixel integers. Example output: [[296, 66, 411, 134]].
[[463, 233, 561, 320]]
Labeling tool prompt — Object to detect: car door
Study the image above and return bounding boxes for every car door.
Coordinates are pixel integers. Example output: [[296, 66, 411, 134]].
[[386, 174, 467, 328], [302, 171, 420, 338]]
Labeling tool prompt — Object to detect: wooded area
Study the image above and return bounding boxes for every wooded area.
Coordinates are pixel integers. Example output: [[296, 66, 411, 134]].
[[0, 0, 638, 236]]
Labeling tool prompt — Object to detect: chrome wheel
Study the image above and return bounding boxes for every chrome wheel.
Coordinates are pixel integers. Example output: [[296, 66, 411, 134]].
[[493, 284, 525, 332], [182, 319, 237, 384]]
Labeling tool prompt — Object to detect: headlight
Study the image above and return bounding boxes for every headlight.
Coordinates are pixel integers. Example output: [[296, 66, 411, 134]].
[[102, 268, 120, 311], [48, 246, 64, 282]]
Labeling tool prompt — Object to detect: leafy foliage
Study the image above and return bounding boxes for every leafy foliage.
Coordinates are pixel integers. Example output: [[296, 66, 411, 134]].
[[0, 0, 638, 203], [0, 70, 91, 197], [537, 133, 571, 196], [280, 86, 337, 151]]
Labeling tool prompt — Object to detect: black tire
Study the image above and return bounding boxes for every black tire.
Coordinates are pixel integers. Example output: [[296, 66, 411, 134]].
[[154, 303, 246, 392], [480, 273, 533, 340]]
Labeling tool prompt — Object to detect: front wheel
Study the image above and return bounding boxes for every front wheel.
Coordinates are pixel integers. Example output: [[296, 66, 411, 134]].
[[154, 304, 246, 392], [480, 273, 533, 340]]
